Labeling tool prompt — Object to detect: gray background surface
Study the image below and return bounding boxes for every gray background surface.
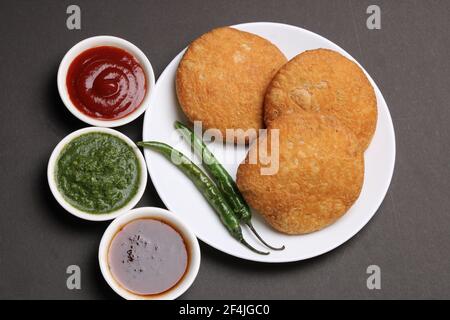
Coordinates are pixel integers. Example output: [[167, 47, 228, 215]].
[[0, 0, 449, 299]]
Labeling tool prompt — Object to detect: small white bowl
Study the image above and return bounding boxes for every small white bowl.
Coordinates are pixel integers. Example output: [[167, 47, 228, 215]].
[[57, 36, 155, 127], [47, 127, 147, 221], [99, 207, 201, 300]]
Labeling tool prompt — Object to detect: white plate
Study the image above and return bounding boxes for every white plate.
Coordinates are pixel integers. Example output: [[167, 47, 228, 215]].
[[142, 22, 396, 263]]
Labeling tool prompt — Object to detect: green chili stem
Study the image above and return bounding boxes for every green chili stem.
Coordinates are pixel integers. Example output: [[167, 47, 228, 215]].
[[241, 238, 270, 255], [246, 222, 285, 251]]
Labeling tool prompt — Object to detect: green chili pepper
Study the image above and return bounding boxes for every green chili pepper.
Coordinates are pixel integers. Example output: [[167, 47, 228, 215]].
[[137, 141, 269, 255], [174, 121, 285, 251]]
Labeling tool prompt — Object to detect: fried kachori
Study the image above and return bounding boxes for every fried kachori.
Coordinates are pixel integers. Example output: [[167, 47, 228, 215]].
[[236, 113, 364, 234], [176, 27, 287, 143], [264, 49, 377, 150]]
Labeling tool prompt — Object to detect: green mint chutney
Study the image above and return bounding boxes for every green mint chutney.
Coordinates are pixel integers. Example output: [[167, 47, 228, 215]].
[[56, 132, 140, 214]]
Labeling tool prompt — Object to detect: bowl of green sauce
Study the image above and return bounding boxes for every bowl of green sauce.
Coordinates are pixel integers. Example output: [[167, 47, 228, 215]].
[[48, 127, 147, 221]]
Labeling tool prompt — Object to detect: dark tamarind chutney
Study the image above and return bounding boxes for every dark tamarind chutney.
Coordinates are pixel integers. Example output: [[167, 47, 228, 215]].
[[108, 219, 188, 296]]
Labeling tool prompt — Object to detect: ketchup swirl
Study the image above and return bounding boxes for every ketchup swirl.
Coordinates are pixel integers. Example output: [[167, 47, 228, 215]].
[[66, 46, 146, 120]]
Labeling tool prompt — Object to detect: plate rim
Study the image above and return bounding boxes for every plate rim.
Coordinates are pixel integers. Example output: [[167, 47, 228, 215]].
[[142, 21, 396, 263]]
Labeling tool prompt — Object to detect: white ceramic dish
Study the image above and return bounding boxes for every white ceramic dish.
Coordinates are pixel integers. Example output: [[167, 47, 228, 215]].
[[57, 35, 155, 127], [47, 127, 147, 221], [98, 207, 201, 300], [142, 22, 396, 263]]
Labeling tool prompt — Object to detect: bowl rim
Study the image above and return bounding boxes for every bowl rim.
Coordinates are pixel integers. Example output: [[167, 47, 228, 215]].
[[98, 207, 201, 300], [47, 127, 148, 221], [57, 35, 155, 127]]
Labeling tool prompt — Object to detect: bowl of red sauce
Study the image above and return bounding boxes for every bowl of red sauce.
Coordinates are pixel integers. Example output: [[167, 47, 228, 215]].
[[58, 36, 155, 127], [99, 207, 201, 300]]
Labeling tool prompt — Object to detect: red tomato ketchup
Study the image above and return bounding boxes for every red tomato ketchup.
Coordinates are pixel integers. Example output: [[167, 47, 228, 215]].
[[66, 46, 146, 120]]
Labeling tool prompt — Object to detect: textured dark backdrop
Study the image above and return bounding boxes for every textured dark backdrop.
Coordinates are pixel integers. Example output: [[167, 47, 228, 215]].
[[0, 0, 449, 299]]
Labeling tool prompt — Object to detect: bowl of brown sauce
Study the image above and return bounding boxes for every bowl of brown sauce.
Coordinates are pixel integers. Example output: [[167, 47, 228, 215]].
[[99, 207, 200, 300]]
